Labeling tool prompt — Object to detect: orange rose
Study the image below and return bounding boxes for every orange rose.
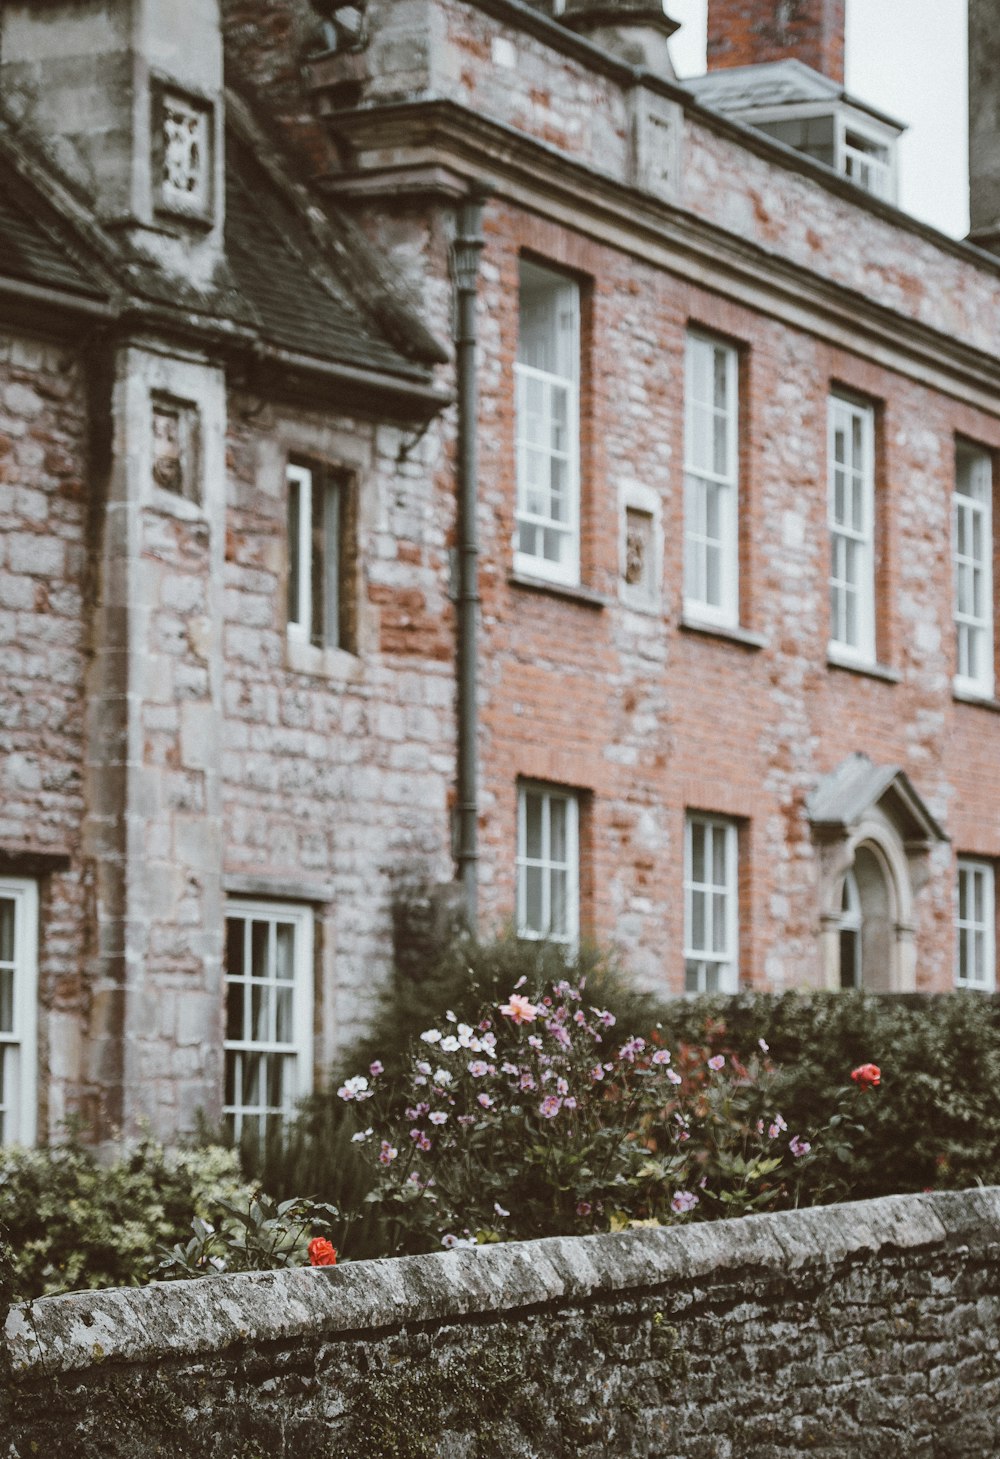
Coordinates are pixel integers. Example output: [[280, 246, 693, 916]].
[[308, 1237, 337, 1267]]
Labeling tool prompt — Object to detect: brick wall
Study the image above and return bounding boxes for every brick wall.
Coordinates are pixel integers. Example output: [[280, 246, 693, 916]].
[[706, 0, 847, 83], [4, 1189, 999, 1456], [0, 333, 92, 1136]]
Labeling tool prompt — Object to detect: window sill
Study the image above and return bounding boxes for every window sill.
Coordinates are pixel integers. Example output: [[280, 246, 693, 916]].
[[508, 571, 609, 610], [680, 616, 766, 650], [286, 635, 362, 680], [826, 653, 900, 684], [953, 685, 1000, 712]]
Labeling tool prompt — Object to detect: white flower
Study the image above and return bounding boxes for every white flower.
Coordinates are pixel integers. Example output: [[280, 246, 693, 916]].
[[434, 1068, 453, 1085], [416, 1060, 432, 1076], [429, 1110, 449, 1125], [445, 1010, 458, 1023], [337, 1075, 369, 1101], [494, 1202, 510, 1218], [457, 1023, 475, 1045], [421, 1029, 442, 1044], [351, 1127, 374, 1144], [440, 1035, 461, 1053]]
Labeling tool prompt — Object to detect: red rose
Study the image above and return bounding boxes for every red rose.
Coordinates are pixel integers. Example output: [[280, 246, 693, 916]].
[[850, 1063, 881, 1088], [308, 1237, 337, 1267]]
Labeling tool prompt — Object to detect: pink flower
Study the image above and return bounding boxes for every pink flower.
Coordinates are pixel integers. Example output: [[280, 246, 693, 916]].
[[468, 1060, 489, 1077], [708, 1055, 725, 1071], [789, 1135, 811, 1158], [592, 1008, 616, 1027], [416, 1132, 432, 1151], [528, 1035, 543, 1050], [563, 1096, 577, 1109], [378, 1141, 397, 1164], [651, 1049, 671, 1065], [477, 1093, 494, 1108], [458, 1114, 476, 1126], [851, 1063, 881, 1089], [773, 1113, 787, 1132], [618, 1037, 646, 1063], [768, 1123, 781, 1140], [501, 1061, 519, 1076], [671, 1190, 699, 1214], [337, 1075, 369, 1101], [591, 1064, 605, 1081], [556, 1077, 569, 1096], [369, 1060, 384, 1077], [519, 1073, 537, 1092], [575, 1200, 592, 1217], [539, 1095, 562, 1118], [500, 993, 538, 1024], [667, 1069, 682, 1085]]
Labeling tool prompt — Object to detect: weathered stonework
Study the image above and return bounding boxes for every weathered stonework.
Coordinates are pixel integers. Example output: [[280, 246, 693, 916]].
[[4, 1189, 1000, 1456]]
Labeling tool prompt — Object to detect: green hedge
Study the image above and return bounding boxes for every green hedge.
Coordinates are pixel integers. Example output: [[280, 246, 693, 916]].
[[651, 989, 1000, 1199]]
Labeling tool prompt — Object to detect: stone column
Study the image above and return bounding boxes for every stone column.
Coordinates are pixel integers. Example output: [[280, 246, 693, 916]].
[[84, 344, 227, 1141]]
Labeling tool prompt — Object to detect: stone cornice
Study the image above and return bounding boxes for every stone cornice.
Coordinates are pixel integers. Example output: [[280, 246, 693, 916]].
[[327, 98, 1000, 413]]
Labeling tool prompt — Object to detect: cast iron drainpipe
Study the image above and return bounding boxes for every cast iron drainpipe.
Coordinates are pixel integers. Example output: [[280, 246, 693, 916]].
[[451, 181, 491, 929]]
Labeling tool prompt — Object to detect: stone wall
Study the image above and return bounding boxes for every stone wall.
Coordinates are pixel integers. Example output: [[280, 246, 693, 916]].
[[4, 1189, 1000, 1457]]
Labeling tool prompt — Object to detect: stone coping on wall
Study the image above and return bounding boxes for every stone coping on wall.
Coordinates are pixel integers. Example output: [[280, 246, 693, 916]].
[[6, 1187, 1000, 1378]]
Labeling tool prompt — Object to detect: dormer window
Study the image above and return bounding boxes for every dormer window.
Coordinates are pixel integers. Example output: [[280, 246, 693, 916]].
[[687, 60, 903, 207]]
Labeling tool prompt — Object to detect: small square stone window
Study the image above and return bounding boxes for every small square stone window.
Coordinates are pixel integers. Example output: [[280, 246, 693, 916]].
[[152, 395, 200, 503]]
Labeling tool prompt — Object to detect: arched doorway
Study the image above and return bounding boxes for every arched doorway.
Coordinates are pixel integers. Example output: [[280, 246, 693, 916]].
[[836, 846, 895, 991], [809, 755, 947, 993]]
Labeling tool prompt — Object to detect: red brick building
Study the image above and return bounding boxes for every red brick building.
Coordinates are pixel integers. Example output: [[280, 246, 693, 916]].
[[2, 0, 1000, 1145]]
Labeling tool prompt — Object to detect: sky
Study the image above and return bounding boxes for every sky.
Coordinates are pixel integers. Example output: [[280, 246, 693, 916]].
[[666, 0, 970, 239]]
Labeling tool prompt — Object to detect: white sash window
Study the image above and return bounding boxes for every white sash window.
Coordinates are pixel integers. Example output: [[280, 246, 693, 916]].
[[954, 443, 994, 698], [515, 261, 580, 585], [0, 878, 38, 1147]]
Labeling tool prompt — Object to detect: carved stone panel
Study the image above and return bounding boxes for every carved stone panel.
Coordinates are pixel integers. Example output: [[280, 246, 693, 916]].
[[155, 89, 213, 222], [152, 395, 200, 503]]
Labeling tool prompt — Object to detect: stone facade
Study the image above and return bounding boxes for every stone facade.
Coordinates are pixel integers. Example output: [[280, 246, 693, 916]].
[[4, 1189, 1000, 1456], [3, 0, 1000, 1142]]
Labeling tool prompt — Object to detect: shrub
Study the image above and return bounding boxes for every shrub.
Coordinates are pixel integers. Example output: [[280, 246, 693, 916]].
[[650, 990, 1000, 1200], [0, 1137, 256, 1301], [336, 976, 843, 1254], [155, 1191, 340, 1279]]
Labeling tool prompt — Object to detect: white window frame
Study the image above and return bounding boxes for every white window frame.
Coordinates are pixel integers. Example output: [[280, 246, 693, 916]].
[[286, 462, 344, 649], [516, 783, 580, 946], [953, 442, 994, 699], [956, 859, 996, 990], [684, 332, 740, 627], [0, 877, 38, 1147], [514, 261, 580, 586], [224, 900, 314, 1141], [828, 394, 876, 666], [683, 814, 739, 994], [734, 101, 899, 203]]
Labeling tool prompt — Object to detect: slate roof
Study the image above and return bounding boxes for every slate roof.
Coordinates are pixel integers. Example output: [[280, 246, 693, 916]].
[[0, 100, 444, 392], [224, 131, 431, 381], [0, 156, 109, 300]]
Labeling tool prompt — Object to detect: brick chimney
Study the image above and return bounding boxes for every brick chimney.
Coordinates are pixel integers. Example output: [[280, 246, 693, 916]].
[[969, 0, 1000, 249], [706, 0, 846, 85]]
